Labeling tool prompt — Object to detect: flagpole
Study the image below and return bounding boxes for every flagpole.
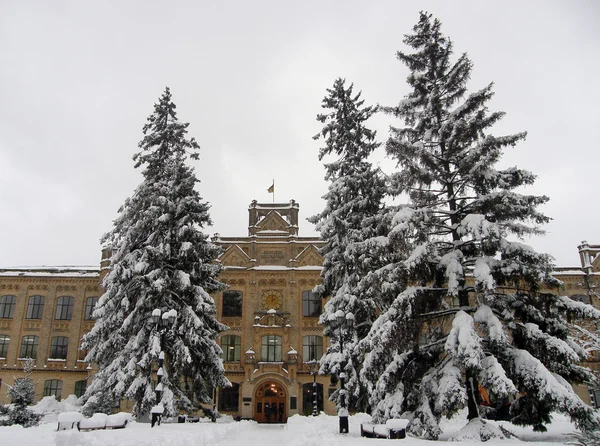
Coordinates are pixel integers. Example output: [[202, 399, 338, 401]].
[[272, 179, 275, 203]]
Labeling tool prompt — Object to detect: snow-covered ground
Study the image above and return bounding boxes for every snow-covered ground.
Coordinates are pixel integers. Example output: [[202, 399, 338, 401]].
[[0, 406, 579, 446]]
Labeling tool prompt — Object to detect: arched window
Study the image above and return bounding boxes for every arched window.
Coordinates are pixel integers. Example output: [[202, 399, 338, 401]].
[[302, 336, 323, 362], [20, 335, 39, 359], [261, 335, 282, 362], [44, 379, 63, 400], [84, 297, 99, 320], [0, 334, 9, 358], [218, 382, 240, 411], [0, 295, 16, 319], [222, 291, 243, 317], [26, 295, 45, 319], [222, 335, 241, 362], [302, 382, 323, 415], [50, 336, 69, 360], [74, 380, 87, 398], [302, 291, 321, 317], [55, 296, 74, 320]]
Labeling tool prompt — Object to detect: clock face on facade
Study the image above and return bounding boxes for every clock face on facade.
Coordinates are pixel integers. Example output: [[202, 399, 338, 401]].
[[262, 290, 283, 310]]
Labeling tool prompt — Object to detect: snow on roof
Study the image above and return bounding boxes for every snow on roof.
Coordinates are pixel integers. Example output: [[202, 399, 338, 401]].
[[223, 265, 323, 271], [0, 266, 100, 278], [250, 202, 299, 210], [249, 265, 323, 271], [552, 269, 586, 275]]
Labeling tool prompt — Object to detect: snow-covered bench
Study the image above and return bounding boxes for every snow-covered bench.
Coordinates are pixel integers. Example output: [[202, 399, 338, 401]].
[[77, 412, 131, 431], [361, 419, 409, 439], [78, 413, 108, 431], [57, 412, 85, 431], [105, 412, 131, 429]]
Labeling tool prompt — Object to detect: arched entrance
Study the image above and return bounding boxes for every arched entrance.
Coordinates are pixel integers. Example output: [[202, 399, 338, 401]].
[[254, 381, 287, 423]]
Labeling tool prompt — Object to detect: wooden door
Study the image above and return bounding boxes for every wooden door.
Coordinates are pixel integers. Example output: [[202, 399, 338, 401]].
[[254, 382, 287, 423]]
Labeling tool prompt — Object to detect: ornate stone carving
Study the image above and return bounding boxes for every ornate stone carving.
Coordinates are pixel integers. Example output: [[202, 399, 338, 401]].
[[82, 321, 95, 332], [23, 321, 42, 331], [221, 318, 243, 331], [52, 322, 71, 333], [302, 319, 321, 328], [28, 284, 47, 291], [224, 363, 243, 372], [0, 284, 19, 291]]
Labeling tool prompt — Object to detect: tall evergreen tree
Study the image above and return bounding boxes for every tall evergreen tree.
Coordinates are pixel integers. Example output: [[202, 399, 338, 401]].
[[359, 12, 600, 439], [82, 87, 228, 417], [309, 78, 387, 411]]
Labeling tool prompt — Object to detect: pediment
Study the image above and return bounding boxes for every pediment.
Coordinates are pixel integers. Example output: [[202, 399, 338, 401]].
[[294, 245, 323, 267], [256, 211, 290, 234], [219, 245, 252, 268], [254, 310, 291, 328]]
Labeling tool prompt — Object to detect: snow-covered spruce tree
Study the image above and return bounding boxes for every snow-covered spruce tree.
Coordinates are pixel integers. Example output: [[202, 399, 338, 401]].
[[359, 12, 600, 438], [3, 358, 42, 427], [81, 87, 229, 417], [309, 78, 387, 411]]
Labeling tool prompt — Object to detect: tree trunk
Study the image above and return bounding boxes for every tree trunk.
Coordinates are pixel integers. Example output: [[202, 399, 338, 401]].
[[466, 371, 480, 420]]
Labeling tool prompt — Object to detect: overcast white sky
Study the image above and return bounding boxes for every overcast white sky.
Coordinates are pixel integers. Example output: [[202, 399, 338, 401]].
[[1, 1, 598, 268]]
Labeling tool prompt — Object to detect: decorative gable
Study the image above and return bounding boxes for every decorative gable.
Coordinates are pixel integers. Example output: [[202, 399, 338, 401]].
[[255, 211, 290, 235], [219, 245, 252, 268], [293, 245, 323, 267], [253, 310, 291, 328]]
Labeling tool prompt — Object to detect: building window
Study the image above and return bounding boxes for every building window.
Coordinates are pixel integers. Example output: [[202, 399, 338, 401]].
[[26, 295, 45, 319], [302, 382, 324, 416], [20, 335, 39, 359], [44, 379, 63, 400], [261, 335, 282, 362], [50, 336, 69, 360], [0, 334, 9, 358], [218, 383, 240, 411], [78, 348, 89, 362], [55, 296, 74, 320], [222, 291, 242, 317], [84, 297, 99, 320], [303, 336, 323, 362], [74, 380, 87, 398], [302, 291, 321, 317], [571, 294, 589, 304], [222, 335, 241, 362], [0, 295, 16, 319]]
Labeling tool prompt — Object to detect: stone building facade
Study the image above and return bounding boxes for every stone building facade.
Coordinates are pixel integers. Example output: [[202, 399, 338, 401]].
[[0, 201, 599, 419], [212, 200, 333, 420], [0, 267, 102, 405]]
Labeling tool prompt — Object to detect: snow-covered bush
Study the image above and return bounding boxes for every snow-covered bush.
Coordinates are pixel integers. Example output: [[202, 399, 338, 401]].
[[1, 358, 42, 427]]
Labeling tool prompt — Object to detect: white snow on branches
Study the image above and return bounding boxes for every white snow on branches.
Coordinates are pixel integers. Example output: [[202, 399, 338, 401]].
[[445, 311, 483, 370]]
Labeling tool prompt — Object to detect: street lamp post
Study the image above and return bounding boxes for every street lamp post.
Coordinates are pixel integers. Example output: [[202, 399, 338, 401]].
[[307, 359, 319, 417], [331, 310, 353, 434], [150, 308, 177, 427]]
